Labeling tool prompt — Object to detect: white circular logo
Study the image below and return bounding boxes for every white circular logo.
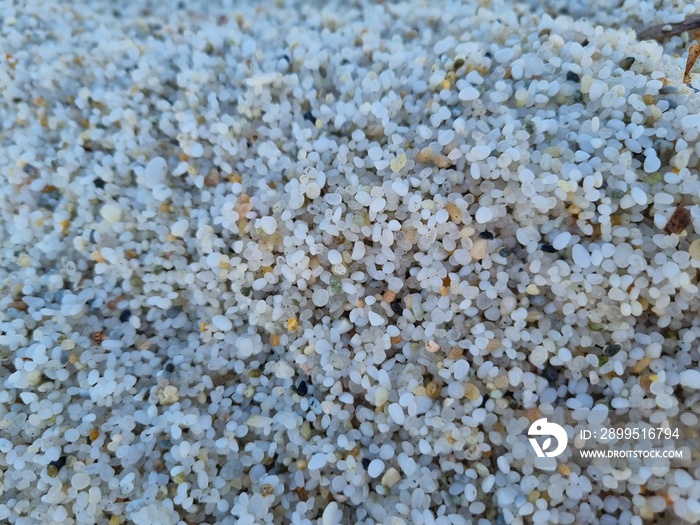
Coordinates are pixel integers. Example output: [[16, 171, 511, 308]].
[[527, 418, 568, 458]]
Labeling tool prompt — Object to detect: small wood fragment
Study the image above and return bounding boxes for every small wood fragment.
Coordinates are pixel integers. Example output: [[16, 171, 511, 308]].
[[90, 331, 105, 344], [665, 203, 692, 234], [638, 15, 700, 42], [684, 44, 700, 86]]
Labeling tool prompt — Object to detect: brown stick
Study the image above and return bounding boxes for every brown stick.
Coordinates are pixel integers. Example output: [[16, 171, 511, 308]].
[[638, 15, 700, 41], [684, 44, 700, 85]]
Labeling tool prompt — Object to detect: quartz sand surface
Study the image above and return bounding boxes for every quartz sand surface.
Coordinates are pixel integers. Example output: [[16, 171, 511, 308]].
[[2, 1, 700, 524]]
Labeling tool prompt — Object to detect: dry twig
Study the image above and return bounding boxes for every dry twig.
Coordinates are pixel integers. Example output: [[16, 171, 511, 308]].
[[638, 15, 700, 41], [684, 44, 700, 85]]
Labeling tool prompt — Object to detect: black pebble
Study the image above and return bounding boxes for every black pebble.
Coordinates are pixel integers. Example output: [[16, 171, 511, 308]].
[[94, 178, 105, 189], [303, 111, 315, 123], [479, 392, 489, 406], [166, 306, 182, 319], [566, 71, 580, 83], [49, 456, 67, 471], [543, 366, 559, 383], [390, 298, 404, 316], [498, 248, 512, 257], [361, 457, 371, 470], [479, 231, 494, 240], [604, 344, 622, 357], [539, 243, 557, 253], [296, 380, 308, 396], [23, 164, 39, 176], [119, 309, 131, 322], [620, 57, 636, 71], [165, 362, 175, 373]]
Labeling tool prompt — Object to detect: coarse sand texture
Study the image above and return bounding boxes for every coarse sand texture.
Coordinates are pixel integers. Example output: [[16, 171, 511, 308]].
[[2, 0, 700, 524]]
